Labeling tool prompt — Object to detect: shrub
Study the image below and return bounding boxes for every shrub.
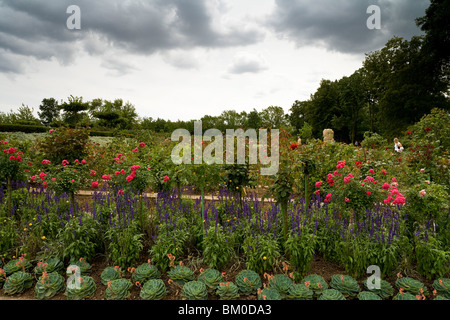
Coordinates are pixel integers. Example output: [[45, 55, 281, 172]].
[[202, 225, 234, 269]]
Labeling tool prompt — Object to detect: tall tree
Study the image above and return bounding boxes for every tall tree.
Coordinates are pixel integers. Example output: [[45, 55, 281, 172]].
[[60, 95, 90, 127], [38, 98, 60, 126], [332, 69, 369, 144], [416, 0, 450, 88], [363, 36, 449, 137]]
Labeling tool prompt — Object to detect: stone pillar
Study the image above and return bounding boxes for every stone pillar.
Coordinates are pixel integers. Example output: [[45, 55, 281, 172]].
[[323, 129, 335, 143]]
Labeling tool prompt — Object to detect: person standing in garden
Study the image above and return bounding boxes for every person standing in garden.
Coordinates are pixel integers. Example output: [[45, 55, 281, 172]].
[[394, 138, 404, 152]]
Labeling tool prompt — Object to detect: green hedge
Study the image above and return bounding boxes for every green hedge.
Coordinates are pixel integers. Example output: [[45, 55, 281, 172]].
[[0, 124, 114, 137]]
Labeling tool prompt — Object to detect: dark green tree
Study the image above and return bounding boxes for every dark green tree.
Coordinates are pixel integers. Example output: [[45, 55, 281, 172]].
[[38, 98, 60, 126], [60, 95, 90, 127], [364, 36, 449, 137]]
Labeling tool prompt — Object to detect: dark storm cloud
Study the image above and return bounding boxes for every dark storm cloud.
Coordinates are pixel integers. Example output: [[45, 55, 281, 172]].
[[0, 0, 264, 73], [268, 0, 429, 54]]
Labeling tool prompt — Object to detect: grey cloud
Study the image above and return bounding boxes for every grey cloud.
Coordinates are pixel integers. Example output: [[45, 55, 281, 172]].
[[268, 0, 429, 54], [0, 0, 264, 74], [228, 52, 268, 74]]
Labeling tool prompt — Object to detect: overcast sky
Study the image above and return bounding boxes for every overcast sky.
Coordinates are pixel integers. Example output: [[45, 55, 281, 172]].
[[0, 0, 429, 122]]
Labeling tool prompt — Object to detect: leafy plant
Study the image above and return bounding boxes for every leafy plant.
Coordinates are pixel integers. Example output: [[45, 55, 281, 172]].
[[257, 287, 282, 300], [100, 266, 123, 285], [104, 279, 133, 300], [3, 271, 33, 295], [181, 281, 208, 300], [2, 256, 32, 275], [34, 258, 64, 277], [266, 273, 294, 299], [0, 268, 6, 289], [139, 279, 168, 300], [395, 276, 429, 297], [131, 260, 161, 284], [34, 272, 66, 299], [362, 278, 394, 299], [106, 220, 144, 269], [392, 291, 419, 300], [197, 268, 224, 293], [286, 283, 314, 300], [65, 275, 97, 300], [285, 232, 316, 278], [330, 274, 361, 298], [235, 269, 262, 295], [216, 281, 240, 300], [202, 226, 234, 269], [67, 258, 92, 275], [150, 230, 189, 272], [301, 274, 328, 297], [432, 278, 450, 299], [242, 234, 280, 274], [60, 214, 101, 263], [318, 289, 346, 300], [167, 260, 195, 286], [357, 291, 382, 300]]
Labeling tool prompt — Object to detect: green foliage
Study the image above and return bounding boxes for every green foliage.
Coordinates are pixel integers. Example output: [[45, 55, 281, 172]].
[[395, 276, 429, 297], [414, 236, 450, 280], [3, 271, 34, 295], [257, 287, 282, 300], [139, 279, 167, 300], [65, 275, 97, 300], [181, 281, 208, 300], [242, 234, 280, 274], [34, 258, 64, 277], [392, 292, 419, 300], [150, 230, 189, 272], [60, 214, 100, 263], [197, 268, 224, 293], [267, 274, 294, 299], [202, 226, 234, 269], [361, 131, 385, 149], [67, 258, 92, 275], [131, 260, 161, 285], [0, 268, 6, 289], [34, 272, 65, 299], [286, 283, 314, 300], [36, 126, 90, 164], [104, 279, 133, 300], [362, 278, 394, 299], [357, 291, 382, 300], [318, 289, 346, 300], [100, 266, 123, 285], [405, 182, 449, 223], [216, 281, 240, 300], [2, 256, 32, 276], [167, 264, 195, 286], [235, 269, 262, 295], [106, 221, 144, 269], [330, 274, 361, 298], [285, 232, 316, 278], [432, 278, 450, 299], [301, 274, 328, 297]]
